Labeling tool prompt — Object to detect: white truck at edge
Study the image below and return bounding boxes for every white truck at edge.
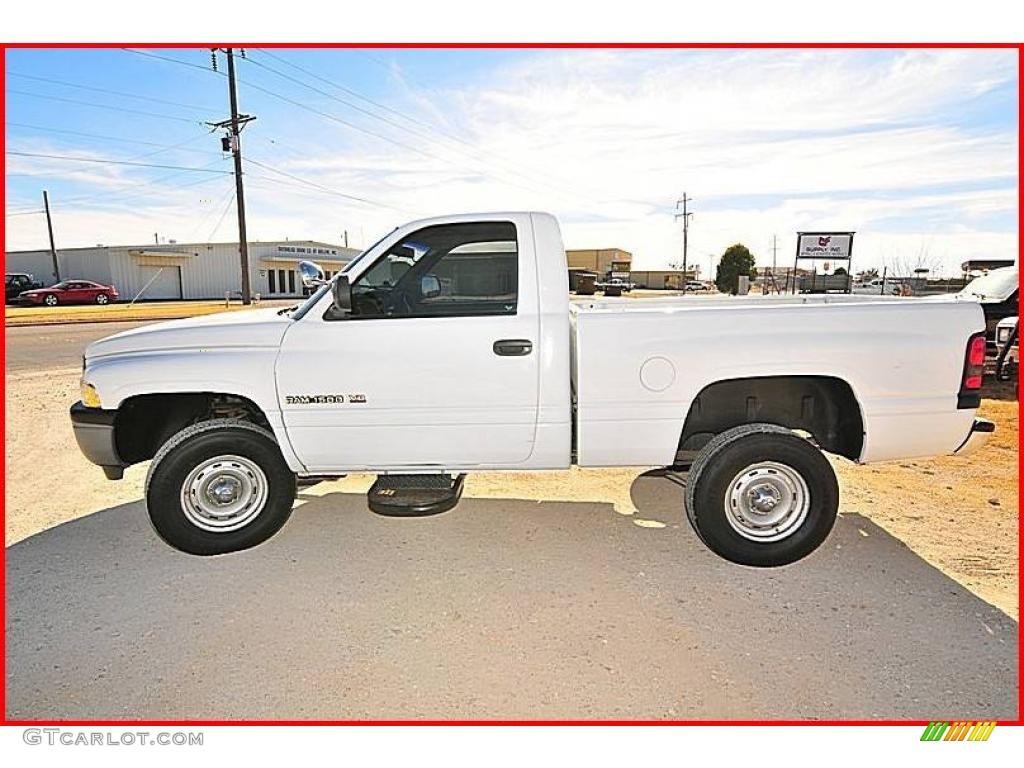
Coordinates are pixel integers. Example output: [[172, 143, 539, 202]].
[[71, 212, 993, 565]]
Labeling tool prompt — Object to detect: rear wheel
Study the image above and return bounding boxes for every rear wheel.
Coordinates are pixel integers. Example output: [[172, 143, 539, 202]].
[[145, 419, 296, 555], [95, 293, 109, 305], [684, 423, 839, 567]]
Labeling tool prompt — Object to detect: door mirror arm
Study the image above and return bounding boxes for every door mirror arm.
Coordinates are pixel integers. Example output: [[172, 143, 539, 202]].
[[332, 275, 353, 315]]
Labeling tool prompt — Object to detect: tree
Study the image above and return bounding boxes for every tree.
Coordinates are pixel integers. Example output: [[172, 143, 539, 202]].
[[857, 267, 879, 282], [834, 266, 848, 276], [884, 242, 943, 280], [715, 244, 757, 294]]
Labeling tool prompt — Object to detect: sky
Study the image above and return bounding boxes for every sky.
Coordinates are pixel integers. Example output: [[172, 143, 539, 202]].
[[4, 47, 1019, 276]]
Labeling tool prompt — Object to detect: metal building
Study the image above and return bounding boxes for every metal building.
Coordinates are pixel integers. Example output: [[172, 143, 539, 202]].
[[566, 248, 632, 280], [4, 239, 361, 301]]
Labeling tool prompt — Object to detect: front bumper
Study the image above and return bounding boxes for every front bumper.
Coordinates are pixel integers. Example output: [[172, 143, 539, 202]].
[[70, 401, 125, 479], [953, 418, 995, 457]]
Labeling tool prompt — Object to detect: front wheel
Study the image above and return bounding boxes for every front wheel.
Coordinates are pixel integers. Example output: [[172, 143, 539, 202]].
[[684, 423, 839, 567], [43, 294, 58, 306], [145, 420, 296, 555]]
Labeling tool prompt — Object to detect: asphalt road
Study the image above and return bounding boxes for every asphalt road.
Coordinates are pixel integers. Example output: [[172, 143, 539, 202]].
[[5, 320, 149, 372], [4, 320, 1020, 720]]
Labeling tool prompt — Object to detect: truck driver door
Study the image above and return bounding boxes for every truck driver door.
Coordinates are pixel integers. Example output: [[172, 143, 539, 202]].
[[276, 216, 541, 472]]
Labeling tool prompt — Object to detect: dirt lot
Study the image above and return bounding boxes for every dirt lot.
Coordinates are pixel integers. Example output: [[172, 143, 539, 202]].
[[4, 363, 1019, 618]]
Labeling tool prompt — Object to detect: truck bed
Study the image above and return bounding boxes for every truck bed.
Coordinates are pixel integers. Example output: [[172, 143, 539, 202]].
[[569, 294, 983, 467]]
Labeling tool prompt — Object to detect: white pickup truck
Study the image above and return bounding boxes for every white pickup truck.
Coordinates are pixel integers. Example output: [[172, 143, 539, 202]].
[[72, 212, 993, 565]]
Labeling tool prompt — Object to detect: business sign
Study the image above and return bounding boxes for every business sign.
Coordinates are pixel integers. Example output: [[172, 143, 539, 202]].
[[796, 232, 854, 260]]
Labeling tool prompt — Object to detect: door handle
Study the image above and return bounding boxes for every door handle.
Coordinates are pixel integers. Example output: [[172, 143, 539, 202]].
[[493, 339, 533, 356]]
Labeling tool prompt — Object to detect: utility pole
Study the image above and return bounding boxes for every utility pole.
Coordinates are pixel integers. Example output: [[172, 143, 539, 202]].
[[771, 234, 778, 295], [42, 190, 61, 282], [208, 48, 256, 304], [674, 194, 693, 282], [226, 48, 252, 305]]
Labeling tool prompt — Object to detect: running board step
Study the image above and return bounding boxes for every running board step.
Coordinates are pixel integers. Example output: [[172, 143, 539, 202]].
[[367, 474, 466, 517]]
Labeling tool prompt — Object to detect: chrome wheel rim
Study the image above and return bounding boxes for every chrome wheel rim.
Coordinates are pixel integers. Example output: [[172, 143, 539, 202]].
[[96, 294, 108, 304], [44, 295, 57, 305], [180, 454, 268, 533], [724, 461, 810, 542]]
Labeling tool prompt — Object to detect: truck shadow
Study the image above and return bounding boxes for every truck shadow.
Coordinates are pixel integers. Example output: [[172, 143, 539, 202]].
[[6, 476, 1018, 721]]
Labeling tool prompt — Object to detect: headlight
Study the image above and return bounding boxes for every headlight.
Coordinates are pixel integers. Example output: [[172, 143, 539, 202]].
[[80, 381, 102, 408]]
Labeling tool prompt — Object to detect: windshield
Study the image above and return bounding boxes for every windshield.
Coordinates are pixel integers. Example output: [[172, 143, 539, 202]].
[[960, 266, 1018, 301]]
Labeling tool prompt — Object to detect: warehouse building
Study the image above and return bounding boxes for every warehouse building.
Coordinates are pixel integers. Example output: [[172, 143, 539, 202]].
[[630, 270, 693, 289], [4, 239, 361, 301], [566, 248, 632, 280]]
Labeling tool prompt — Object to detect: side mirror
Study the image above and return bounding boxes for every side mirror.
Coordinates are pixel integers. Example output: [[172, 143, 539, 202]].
[[332, 275, 352, 314], [297, 260, 326, 288], [421, 274, 441, 299]]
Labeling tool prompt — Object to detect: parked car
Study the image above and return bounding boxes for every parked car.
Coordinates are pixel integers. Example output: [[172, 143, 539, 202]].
[[5, 272, 42, 303], [852, 278, 900, 295], [958, 266, 1019, 346], [597, 277, 634, 296], [994, 315, 1018, 391], [684, 280, 708, 292], [17, 279, 118, 307], [72, 212, 991, 566]]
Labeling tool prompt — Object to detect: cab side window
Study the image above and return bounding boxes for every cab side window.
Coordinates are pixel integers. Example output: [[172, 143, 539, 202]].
[[346, 221, 518, 319]]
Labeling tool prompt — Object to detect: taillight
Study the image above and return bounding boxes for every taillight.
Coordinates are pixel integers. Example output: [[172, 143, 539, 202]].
[[961, 332, 987, 395]]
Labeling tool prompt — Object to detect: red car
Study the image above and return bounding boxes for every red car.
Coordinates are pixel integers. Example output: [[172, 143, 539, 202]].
[[18, 279, 119, 307]]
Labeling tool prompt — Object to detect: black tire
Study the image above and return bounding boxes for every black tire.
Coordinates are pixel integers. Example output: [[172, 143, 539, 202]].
[[684, 423, 839, 567], [44, 294, 58, 306], [145, 419, 296, 555], [95, 293, 109, 305]]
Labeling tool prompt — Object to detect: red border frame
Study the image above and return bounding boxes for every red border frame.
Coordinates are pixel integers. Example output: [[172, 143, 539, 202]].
[[1, 41, 1021, 728]]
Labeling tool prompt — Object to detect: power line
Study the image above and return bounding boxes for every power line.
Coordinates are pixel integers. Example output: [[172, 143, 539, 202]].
[[322, 48, 619, 203], [255, 49, 446, 133], [243, 156, 411, 212], [6, 173, 231, 221], [6, 150, 231, 173], [120, 45, 653, 212], [5, 121, 220, 155], [7, 71, 218, 113], [122, 48, 222, 74], [59, 166, 231, 210], [123, 47, 435, 165], [6, 154, 230, 215], [7, 89, 204, 124], [206, 192, 236, 242], [237, 75, 599, 205], [6, 133, 217, 180], [243, 50, 600, 205], [185, 182, 237, 241], [244, 51, 450, 148], [122, 44, 613, 208]]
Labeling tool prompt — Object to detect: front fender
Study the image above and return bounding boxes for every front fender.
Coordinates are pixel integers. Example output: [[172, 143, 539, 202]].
[[82, 349, 306, 473]]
